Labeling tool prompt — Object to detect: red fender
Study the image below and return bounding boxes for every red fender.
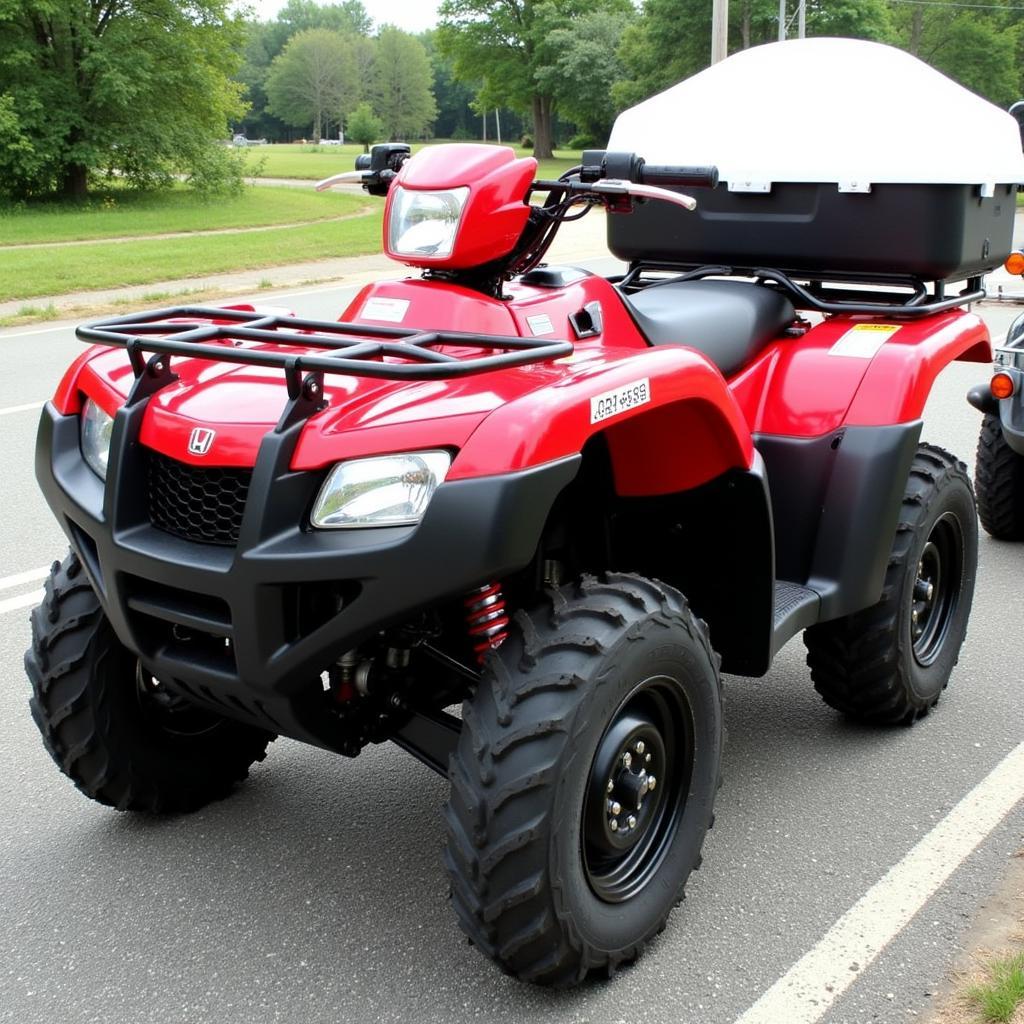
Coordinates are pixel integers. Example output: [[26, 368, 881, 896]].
[[450, 346, 754, 496], [729, 310, 991, 436]]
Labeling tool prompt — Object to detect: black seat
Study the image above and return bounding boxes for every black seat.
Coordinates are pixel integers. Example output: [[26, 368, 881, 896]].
[[620, 280, 796, 378]]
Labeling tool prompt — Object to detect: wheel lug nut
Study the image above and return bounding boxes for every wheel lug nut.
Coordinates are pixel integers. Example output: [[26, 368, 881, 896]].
[[645, 753, 652, 764], [609, 818, 618, 831], [607, 779, 614, 794], [912, 608, 919, 625], [622, 752, 632, 769], [627, 815, 637, 829], [648, 776, 656, 792], [635, 740, 645, 755], [610, 801, 622, 816]]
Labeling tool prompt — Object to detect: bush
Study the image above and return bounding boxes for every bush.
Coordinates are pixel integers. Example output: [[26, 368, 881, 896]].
[[520, 134, 533, 149], [184, 144, 249, 199], [567, 132, 598, 150]]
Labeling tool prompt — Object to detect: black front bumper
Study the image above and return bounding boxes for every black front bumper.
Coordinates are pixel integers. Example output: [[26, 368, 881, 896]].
[[37, 403, 579, 745]]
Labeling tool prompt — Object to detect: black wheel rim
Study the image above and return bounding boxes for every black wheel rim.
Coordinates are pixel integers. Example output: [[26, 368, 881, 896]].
[[910, 511, 965, 667], [135, 664, 221, 738], [582, 675, 694, 903]]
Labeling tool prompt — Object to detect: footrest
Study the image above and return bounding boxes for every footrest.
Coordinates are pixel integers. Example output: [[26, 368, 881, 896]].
[[772, 581, 820, 655]]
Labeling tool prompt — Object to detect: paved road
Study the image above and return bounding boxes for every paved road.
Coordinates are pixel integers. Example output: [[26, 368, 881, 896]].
[[0, 275, 1022, 1024]]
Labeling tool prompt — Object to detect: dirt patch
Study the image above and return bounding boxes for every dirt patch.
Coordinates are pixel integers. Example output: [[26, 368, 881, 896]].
[[927, 849, 1024, 1023]]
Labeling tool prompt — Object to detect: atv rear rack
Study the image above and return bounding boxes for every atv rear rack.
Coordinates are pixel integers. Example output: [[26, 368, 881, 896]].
[[618, 264, 986, 318], [77, 306, 575, 400]]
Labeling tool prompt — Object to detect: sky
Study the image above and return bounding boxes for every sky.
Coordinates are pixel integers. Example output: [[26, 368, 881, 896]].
[[245, 0, 443, 33]]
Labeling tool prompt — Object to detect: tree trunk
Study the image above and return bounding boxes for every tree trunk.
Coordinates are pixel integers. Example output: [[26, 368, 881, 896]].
[[60, 163, 89, 201], [532, 95, 554, 160], [909, 7, 924, 55], [741, 1, 751, 49]]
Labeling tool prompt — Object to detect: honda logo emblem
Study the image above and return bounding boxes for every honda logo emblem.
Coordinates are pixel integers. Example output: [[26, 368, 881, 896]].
[[188, 427, 216, 456]]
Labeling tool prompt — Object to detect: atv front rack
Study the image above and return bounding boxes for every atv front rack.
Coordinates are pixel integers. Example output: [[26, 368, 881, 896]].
[[618, 264, 986, 318], [77, 306, 574, 400]]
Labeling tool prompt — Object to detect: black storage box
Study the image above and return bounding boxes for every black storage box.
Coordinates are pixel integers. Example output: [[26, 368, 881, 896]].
[[605, 38, 1024, 283], [607, 182, 1018, 281]]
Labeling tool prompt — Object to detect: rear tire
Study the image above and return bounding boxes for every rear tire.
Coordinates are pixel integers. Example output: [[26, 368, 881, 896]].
[[804, 445, 977, 725], [24, 551, 274, 813], [443, 573, 723, 986], [975, 413, 1024, 540]]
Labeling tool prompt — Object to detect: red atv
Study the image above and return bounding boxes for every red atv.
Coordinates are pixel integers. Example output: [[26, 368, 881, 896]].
[[26, 136, 994, 983], [36, 30, 1024, 978]]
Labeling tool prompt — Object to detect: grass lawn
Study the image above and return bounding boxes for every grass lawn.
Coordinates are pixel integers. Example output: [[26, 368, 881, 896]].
[[0, 209, 384, 301], [243, 142, 581, 182], [0, 185, 369, 245]]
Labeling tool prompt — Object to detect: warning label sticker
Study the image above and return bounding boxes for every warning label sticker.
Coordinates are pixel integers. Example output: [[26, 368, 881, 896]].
[[361, 297, 410, 323], [829, 323, 901, 359]]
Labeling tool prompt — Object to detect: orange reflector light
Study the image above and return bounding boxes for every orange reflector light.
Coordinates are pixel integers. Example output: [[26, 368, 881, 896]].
[[991, 372, 1016, 400], [1004, 251, 1024, 275]]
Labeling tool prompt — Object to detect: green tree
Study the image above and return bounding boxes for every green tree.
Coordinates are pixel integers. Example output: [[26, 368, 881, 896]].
[[0, 0, 247, 200], [263, 0, 372, 54], [266, 28, 359, 142], [535, 8, 635, 145], [372, 27, 437, 140], [889, 0, 1021, 107], [440, 0, 586, 158], [347, 100, 383, 151]]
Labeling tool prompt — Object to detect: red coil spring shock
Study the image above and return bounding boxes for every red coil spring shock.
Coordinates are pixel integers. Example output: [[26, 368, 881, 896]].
[[464, 581, 510, 663]]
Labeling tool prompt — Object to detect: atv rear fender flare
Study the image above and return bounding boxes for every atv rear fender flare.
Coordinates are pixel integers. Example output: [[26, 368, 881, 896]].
[[738, 311, 990, 437], [449, 345, 754, 495]]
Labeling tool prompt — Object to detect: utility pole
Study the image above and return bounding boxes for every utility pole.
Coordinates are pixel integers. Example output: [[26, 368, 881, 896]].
[[778, 0, 786, 41], [711, 0, 728, 64], [797, 0, 805, 38], [495, 109, 502, 145]]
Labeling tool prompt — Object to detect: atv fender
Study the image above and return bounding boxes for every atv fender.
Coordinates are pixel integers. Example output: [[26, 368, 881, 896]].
[[450, 345, 754, 496], [734, 310, 991, 436]]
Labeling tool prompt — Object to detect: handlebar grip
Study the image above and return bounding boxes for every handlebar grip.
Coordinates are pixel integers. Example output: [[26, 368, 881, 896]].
[[639, 164, 719, 189]]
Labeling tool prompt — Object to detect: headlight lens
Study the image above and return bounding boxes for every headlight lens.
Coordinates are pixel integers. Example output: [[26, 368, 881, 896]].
[[311, 451, 451, 529], [388, 186, 469, 259], [80, 399, 115, 480]]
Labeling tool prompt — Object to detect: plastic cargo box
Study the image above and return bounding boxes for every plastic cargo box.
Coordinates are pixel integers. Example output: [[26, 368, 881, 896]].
[[605, 39, 1024, 282]]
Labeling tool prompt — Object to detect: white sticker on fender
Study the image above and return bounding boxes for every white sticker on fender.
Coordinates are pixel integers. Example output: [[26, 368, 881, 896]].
[[361, 297, 410, 323], [829, 323, 901, 358], [590, 378, 651, 424]]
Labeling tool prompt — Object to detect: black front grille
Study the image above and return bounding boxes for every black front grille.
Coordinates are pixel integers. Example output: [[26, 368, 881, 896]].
[[147, 451, 252, 546]]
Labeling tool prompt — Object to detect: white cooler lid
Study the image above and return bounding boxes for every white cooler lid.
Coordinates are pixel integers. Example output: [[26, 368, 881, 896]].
[[607, 38, 1024, 190]]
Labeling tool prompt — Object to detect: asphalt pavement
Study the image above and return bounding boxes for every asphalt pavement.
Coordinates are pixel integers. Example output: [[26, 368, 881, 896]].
[[0, 270, 1022, 1024]]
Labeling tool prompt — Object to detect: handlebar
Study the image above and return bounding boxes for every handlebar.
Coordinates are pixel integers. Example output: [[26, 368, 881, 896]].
[[580, 150, 719, 190], [639, 164, 719, 189]]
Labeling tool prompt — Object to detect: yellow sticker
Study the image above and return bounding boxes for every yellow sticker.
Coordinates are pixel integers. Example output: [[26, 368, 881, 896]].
[[829, 323, 901, 358]]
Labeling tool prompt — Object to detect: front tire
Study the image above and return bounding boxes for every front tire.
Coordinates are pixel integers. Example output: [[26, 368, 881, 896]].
[[24, 551, 274, 813], [443, 573, 723, 986], [975, 412, 1024, 540], [804, 445, 977, 724]]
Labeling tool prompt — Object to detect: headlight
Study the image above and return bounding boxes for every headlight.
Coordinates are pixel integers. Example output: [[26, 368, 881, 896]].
[[388, 186, 469, 259], [80, 398, 115, 480], [311, 451, 451, 529]]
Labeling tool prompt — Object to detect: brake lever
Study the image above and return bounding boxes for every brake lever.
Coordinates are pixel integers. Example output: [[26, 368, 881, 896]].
[[594, 180, 698, 211], [315, 170, 371, 192]]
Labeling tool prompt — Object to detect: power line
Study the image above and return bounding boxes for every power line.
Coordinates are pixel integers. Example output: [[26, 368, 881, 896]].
[[888, 0, 1024, 10]]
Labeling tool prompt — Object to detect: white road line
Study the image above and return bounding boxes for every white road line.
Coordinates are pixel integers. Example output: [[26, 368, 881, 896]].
[[0, 324, 75, 339], [0, 567, 49, 592], [0, 401, 44, 417], [735, 740, 1024, 1024], [0, 589, 43, 616]]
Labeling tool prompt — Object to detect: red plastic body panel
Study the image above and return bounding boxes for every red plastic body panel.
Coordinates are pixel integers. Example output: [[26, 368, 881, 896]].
[[384, 145, 536, 270], [729, 311, 991, 436], [57, 278, 989, 497]]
